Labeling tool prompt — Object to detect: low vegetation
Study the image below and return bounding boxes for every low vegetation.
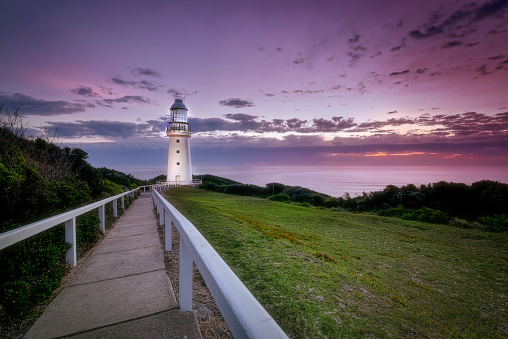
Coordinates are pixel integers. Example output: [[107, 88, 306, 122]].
[[0, 105, 144, 322], [196, 174, 508, 232], [165, 186, 508, 338]]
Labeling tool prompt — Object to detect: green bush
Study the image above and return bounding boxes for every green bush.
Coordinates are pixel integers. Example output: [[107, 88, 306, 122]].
[[269, 193, 290, 202], [477, 215, 508, 232], [102, 179, 124, 196], [77, 213, 100, 246], [0, 228, 70, 316], [415, 207, 450, 224]]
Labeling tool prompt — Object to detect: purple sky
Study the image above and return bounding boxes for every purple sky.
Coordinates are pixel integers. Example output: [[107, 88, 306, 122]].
[[1, 0, 507, 170]]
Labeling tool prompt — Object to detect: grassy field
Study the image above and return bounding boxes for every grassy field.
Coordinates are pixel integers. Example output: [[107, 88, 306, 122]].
[[164, 187, 508, 338]]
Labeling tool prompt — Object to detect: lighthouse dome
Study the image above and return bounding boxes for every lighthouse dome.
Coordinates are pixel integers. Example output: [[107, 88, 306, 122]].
[[171, 98, 187, 110]]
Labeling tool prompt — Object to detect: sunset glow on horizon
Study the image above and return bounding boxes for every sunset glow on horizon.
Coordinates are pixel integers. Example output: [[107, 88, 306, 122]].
[[1, 0, 507, 170]]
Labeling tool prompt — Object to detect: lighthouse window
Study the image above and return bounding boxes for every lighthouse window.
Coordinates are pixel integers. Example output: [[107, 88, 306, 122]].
[[176, 150, 180, 153], [176, 140, 180, 143], [176, 162, 180, 165]]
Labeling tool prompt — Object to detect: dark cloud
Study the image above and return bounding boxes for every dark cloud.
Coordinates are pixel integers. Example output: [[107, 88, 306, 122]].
[[131, 67, 161, 78], [476, 64, 492, 75], [355, 117, 416, 131], [417, 111, 508, 136], [109, 77, 137, 86], [167, 88, 182, 97], [312, 117, 357, 131], [138, 80, 160, 92], [224, 113, 258, 121], [97, 96, 151, 107], [71, 86, 99, 97], [99, 86, 114, 95], [347, 33, 367, 64], [409, 0, 508, 39], [0, 92, 94, 116], [47, 119, 165, 138], [442, 40, 462, 48], [389, 70, 410, 76], [286, 118, 307, 129], [219, 98, 256, 108], [109, 76, 160, 92]]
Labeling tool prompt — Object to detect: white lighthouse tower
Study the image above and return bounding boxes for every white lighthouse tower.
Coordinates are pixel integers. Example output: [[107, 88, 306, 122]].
[[166, 98, 192, 184]]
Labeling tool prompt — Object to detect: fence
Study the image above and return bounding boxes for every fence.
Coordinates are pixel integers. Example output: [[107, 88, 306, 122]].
[[151, 187, 288, 339], [0, 188, 140, 266]]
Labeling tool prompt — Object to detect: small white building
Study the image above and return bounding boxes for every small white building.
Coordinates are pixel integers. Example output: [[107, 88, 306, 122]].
[[166, 98, 193, 184]]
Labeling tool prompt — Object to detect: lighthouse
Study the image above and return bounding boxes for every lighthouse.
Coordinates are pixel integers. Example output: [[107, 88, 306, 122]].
[[166, 98, 192, 184]]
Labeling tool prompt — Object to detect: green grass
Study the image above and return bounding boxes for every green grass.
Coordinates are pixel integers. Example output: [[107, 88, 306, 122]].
[[165, 187, 508, 338]]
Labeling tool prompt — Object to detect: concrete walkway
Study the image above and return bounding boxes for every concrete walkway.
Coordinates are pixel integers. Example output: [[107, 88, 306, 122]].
[[25, 192, 201, 339]]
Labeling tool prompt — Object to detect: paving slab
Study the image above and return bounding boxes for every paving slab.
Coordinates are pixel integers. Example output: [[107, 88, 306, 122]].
[[94, 232, 160, 254], [65, 310, 201, 339], [69, 245, 164, 285], [25, 270, 176, 338], [107, 223, 158, 238]]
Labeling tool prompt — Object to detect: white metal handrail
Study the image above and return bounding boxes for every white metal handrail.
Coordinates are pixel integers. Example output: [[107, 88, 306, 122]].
[[152, 189, 288, 339], [0, 188, 140, 266]]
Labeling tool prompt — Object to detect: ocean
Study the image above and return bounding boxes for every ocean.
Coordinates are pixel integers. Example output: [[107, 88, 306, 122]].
[[117, 165, 508, 198]]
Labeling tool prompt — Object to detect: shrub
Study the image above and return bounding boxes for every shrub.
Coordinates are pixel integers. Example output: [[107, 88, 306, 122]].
[[0, 228, 70, 316], [269, 193, 290, 202], [266, 182, 288, 195], [449, 218, 475, 229], [477, 215, 508, 232], [415, 207, 450, 224], [201, 182, 226, 192], [77, 213, 100, 247]]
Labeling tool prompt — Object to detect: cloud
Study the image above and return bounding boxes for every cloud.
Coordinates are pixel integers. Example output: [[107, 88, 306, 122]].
[[138, 80, 160, 92], [312, 117, 357, 131], [442, 40, 462, 48], [409, 0, 508, 39], [109, 77, 137, 86], [347, 33, 367, 64], [418, 111, 508, 136], [131, 67, 161, 78], [47, 119, 165, 138], [389, 70, 410, 76], [224, 113, 258, 121], [96, 96, 151, 107], [71, 86, 100, 97], [108, 76, 161, 92], [0, 92, 94, 116], [219, 98, 256, 108]]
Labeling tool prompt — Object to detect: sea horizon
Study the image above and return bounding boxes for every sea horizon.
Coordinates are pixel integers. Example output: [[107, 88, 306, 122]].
[[116, 165, 508, 198]]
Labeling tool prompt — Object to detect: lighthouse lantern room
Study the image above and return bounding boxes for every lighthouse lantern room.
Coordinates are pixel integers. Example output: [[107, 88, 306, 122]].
[[166, 98, 192, 184]]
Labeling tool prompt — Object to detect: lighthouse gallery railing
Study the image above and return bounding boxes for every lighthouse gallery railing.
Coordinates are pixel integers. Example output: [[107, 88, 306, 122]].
[[151, 187, 288, 339]]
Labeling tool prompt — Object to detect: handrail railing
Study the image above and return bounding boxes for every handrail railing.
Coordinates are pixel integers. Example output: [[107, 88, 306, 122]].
[[0, 188, 140, 266], [152, 188, 288, 339]]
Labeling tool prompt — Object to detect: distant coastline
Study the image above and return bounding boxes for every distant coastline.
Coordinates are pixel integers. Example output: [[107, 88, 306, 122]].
[[117, 165, 508, 197]]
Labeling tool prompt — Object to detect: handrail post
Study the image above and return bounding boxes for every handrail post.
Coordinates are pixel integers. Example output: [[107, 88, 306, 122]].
[[159, 205, 165, 226], [99, 204, 105, 233], [65, 218, 77, 266], [179, 238, 193, 312], [165, 214, 172, 252], [113, 199, 118, 218], [121, 196, 125, 209]]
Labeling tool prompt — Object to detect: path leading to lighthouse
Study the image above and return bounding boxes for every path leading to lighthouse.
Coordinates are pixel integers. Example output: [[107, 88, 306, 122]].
[[24, 192, 202, 339]]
